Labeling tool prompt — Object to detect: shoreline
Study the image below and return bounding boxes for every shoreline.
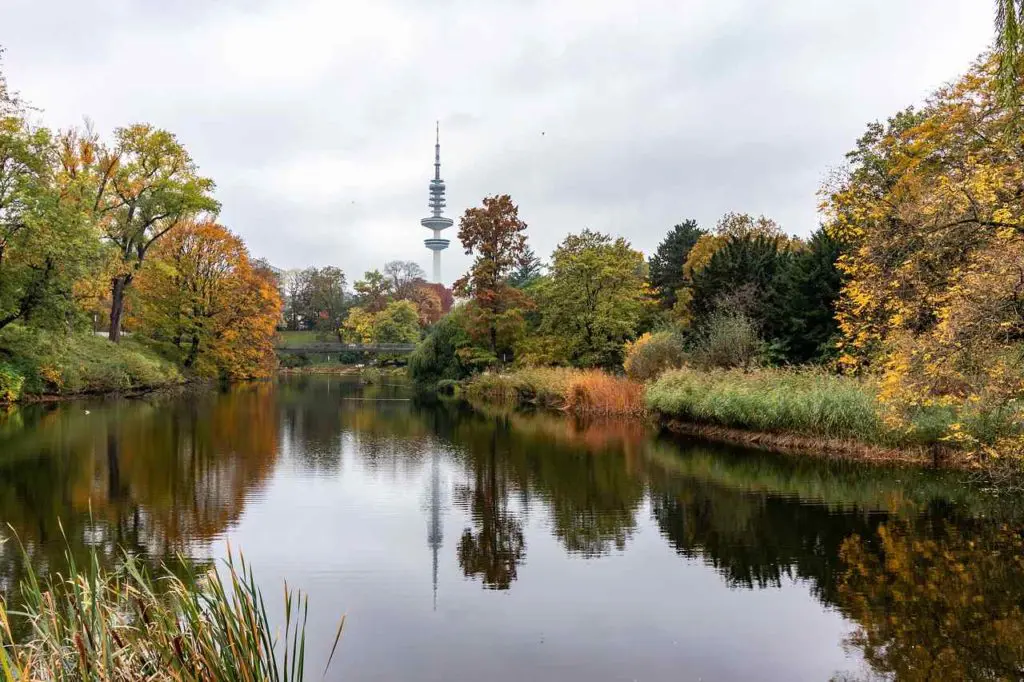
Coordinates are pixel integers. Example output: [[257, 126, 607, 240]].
[[457, 368, 971, 473], [656, 418, 962, 469], [12, 377, 203, 405]]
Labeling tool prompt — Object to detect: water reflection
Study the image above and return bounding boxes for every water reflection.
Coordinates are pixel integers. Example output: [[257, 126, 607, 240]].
[[0, 376, 1023, 681]]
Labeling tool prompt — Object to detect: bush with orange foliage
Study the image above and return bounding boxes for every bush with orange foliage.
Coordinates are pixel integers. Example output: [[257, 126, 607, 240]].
[[466, 367, 645, 417]]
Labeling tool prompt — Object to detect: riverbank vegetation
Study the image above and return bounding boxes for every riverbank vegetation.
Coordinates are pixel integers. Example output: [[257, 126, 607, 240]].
[[0, 52, 282, 402], [411, 23, 1024, 481], [464, 367, 645, 417], [0, 544, 340, 680]]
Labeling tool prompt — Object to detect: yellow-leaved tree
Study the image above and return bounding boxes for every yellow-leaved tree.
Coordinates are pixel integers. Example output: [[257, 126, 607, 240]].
[[823, 54, 1024, 468]]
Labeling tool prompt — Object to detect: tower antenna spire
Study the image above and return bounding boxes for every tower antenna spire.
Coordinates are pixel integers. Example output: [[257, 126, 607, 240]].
[[434, 121, 441, 181], [422, 122, 452, 283]]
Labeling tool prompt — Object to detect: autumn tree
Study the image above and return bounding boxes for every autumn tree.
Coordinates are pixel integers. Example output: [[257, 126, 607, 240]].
[[538, 229, 650, 368], [70, 124, 219, 342], [824, 54, 1024, 465], [131, 220, 281, 378], [340, 307, 375, 344], [454, 195, 533, 356], [407, 283, 443, 326], [353, 269, 390, 313], [647, 219, 704, 309]]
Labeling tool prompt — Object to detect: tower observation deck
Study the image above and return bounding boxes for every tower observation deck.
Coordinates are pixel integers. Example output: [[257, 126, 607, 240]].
[[421, 122, 453, 284]]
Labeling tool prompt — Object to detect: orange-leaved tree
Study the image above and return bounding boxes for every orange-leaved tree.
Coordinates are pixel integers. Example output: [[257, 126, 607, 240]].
[[131, 220, 281, 378], [454, 195, 533, 358]]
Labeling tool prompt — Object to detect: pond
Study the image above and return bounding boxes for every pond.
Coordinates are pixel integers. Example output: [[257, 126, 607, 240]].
[[1, 375, 1022, 681]]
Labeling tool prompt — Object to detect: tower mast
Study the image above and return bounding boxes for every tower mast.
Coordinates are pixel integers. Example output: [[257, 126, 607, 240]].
[[421, 122, 452, 284]]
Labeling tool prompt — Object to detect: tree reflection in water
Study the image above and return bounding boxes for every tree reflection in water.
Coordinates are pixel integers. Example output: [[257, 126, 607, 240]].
[[0, 383, 279, 594], [1, 377, 1024, 681]]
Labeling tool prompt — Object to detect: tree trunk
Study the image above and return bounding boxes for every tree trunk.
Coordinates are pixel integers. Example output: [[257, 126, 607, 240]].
[[185, 332, 200, 368], [107, 428, 122, 501], [108, 275, 130, 343]]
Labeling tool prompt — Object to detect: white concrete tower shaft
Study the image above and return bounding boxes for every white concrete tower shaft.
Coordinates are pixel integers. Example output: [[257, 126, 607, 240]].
[[421, 122, 453, 284]]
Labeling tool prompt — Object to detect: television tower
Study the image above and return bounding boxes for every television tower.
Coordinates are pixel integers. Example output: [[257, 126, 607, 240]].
[[421, 122, 452, 284]]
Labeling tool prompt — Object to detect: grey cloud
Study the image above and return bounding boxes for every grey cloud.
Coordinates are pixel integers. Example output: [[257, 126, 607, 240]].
[[2, 0, 995, 283]]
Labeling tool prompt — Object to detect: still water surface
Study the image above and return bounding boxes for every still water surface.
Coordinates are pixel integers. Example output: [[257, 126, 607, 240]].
[[1, 376, 1023, 681]]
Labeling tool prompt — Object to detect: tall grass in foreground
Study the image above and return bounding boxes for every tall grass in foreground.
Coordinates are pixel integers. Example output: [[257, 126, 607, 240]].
[[0, 541, 343, 681], [645, 367, 888, 444], [465, 367, 645, 416]]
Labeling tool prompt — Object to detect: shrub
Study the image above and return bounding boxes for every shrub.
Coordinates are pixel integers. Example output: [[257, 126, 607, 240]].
[[465, 367, 644, 416], [623, 331, 686, 381], [279, 352, 312, 369], [690, 311, 764, 370], [0, 363, 24, 403]]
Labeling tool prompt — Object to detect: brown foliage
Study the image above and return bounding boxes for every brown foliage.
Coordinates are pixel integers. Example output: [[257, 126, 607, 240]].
[[454, 195, 533, 353]]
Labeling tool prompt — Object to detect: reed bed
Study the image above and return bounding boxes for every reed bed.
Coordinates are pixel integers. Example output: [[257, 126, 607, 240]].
[[0, 540, 342, 681], [645, 367, 887, 443], [465, 367, 645, 416]]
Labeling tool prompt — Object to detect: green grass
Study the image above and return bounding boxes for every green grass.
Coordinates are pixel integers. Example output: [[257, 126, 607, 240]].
[[645, 367, 890, 444], [275, 330, 325, 348], [0, 539, 342, 680], [0, 326, 182, 400]]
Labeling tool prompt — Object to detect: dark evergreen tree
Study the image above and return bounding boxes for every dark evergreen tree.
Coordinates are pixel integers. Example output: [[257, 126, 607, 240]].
[[507, 246, 544, 289], [777, 229, 846, 363], [648, 220, 705, 309], [689, 235, 794, 347]]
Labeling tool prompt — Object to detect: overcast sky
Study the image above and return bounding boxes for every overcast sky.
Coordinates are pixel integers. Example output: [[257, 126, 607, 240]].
[[3, 0, 993, 284]]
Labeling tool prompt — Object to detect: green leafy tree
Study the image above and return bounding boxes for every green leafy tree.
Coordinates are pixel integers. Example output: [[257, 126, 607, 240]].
[[648, 219, 704, 309], [408, 310, 472, 385], [373, 300, 420, 344], [454, 195, 532, 355], [538, 229, 649, 368], [0, 67, 98, 332], [996, 0, 1024, 105], [301, 266, 347, 331]]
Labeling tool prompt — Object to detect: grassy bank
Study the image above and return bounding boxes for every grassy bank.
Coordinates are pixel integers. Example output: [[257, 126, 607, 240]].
[[464, 367, 645, 416], [461, 365, 992, 466], [0, 544, 341, 680], [644, 367, 1005, 460], [646, 368, 887, 443], [0, 326, 183, 403]]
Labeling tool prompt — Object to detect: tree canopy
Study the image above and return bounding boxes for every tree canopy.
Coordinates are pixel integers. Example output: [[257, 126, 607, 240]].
[[647, 219, 704, 310]]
